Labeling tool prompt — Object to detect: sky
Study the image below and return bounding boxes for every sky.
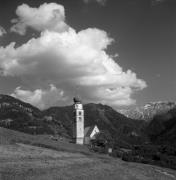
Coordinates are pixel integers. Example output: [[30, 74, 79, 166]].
[[0, 0, 175, 109]]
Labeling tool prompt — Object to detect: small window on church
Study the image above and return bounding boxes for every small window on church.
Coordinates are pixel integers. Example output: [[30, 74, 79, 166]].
[[78, 117, 82, 121], [78, 111, 82, 116]]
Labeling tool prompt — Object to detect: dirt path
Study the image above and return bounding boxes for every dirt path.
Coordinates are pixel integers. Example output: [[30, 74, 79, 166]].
[[0, 144, 176, 180]]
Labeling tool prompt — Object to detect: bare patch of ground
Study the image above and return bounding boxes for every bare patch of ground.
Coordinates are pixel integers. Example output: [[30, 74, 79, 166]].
[[0, 144, 176, 180]]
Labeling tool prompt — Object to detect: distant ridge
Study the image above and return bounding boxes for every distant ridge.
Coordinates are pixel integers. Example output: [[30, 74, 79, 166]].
[[118, 101, 176, 121]]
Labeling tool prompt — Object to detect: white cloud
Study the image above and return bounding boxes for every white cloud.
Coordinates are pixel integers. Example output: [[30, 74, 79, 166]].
[[0, 3, 147, 109], [11, 84, 66, 109], [0, 26, 6, 37], [10, 3, 68, 35], [83, 0, 107, 6]]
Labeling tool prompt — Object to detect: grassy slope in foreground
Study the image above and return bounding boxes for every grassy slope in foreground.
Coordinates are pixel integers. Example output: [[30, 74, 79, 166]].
[[0, 143, 176, 180], [0, 127, 89, 154], [0, 127, 176, 180]]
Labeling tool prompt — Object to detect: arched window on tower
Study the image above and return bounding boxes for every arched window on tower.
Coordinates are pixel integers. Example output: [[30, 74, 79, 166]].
[[78, 117, 82, 121]]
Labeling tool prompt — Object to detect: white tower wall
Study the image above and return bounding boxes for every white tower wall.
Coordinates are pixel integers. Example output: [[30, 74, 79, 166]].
[[74, 102, 84, 145]]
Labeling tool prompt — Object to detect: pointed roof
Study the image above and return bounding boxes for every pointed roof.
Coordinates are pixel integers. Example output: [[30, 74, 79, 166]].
[[84, 125, 99, 137]]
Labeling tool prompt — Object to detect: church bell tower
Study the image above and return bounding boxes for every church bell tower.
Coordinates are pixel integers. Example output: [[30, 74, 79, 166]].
[[73, 97, 84, 145]]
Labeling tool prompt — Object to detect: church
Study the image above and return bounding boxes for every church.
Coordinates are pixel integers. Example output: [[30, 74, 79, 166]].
[[73, 97, 99, 145]]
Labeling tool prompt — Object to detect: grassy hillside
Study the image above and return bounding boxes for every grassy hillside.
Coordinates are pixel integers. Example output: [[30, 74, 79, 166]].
[[0, 142, 176, 180], [0, 127, 89, 154]]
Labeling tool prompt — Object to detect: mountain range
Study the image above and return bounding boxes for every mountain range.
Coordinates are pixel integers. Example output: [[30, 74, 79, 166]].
[[118, 101, 176, 121], [0, 94, 145, 145], [0, 94, 176, 146]]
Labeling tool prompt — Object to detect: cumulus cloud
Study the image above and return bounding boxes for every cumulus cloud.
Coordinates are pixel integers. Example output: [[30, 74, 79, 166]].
[[0, 3, 147, 109], [0, 26, 6, 37], [83, 0, 107, 6], [10, 3, 68, 35], [11, 84, 66, 109]]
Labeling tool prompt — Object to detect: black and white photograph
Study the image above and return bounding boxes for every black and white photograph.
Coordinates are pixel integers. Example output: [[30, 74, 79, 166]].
[[0, 0, 176, 179]]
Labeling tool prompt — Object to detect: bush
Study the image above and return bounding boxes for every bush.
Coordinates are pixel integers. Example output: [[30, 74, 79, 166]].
[[92, 146, 106, 153], [122, 152, 135, 162], [111, 150, 123, 158]]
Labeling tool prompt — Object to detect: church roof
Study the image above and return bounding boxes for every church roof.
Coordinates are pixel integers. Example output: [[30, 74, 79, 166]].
[[84, 125, 98, 137]]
